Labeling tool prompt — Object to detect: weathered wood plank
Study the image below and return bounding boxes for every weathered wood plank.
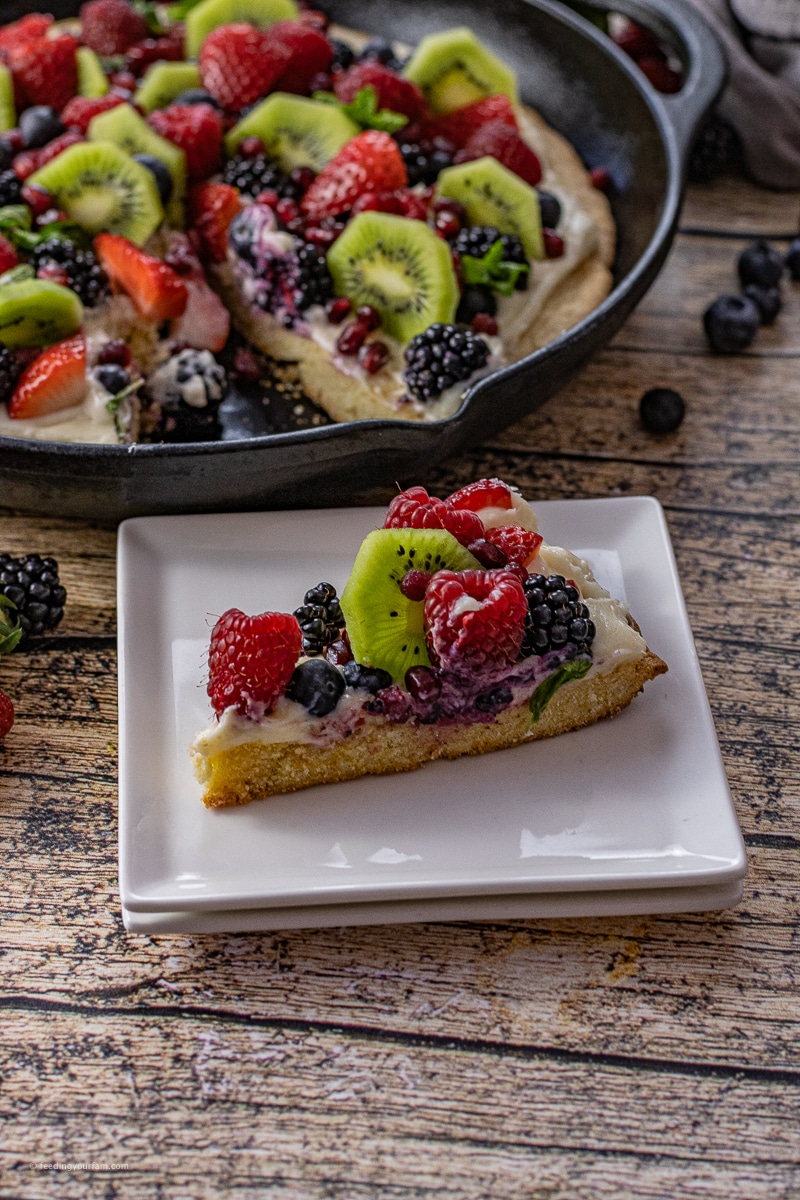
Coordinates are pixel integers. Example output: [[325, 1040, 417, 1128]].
[[680, 176, 800, 238]]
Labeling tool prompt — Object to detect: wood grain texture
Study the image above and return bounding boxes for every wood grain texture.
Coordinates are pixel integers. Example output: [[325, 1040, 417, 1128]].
[[1, 171, 800, 1199]]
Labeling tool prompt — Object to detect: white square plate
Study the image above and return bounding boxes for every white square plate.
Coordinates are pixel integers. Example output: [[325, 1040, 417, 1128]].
[[117, 497, 746, 923]]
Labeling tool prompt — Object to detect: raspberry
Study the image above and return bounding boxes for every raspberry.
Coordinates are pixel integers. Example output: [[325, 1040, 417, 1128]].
[[454, 120, 541, 187], [9, 35, 79, 112], [199, 24, 287, 112], [484, 525, 543, 567], [264, 20, 334, 96], [61, 94, 124, 135], [0, 688, 13, 740], [188, 181, 241, 262], [424, 568, 528, 672], [334, 61, 427, 122], [148, 103, 223, 182], [384, 485, 485, 548], [79, 0, 148, 56], [207, 608, 302, 717], [448, 478, 514, 513], [421, 94, 518, 150], [300, 130, 407, 223]]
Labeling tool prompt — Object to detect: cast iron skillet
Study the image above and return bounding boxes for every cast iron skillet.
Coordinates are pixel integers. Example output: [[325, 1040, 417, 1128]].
[[0, 0, 724, 519]]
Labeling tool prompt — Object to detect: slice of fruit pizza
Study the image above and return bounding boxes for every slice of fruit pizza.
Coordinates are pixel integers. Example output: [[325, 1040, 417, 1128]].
[[191, 479, 666, 808], [0, 1, 614, 444]]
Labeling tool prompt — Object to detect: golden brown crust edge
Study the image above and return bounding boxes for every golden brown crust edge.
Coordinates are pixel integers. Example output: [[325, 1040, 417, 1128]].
[[193, 650, 667, 810]]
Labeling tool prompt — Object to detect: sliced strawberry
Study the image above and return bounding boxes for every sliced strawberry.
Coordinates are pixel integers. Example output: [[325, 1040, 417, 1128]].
[[8, 34, 79, 112], [422, 94, 518, 150], [188, 181, 242, 263], [79, 0, 149, 56], [334, 61, 428, 123], [0, 234, 18, 274], [207, 608, 302, 717], [264, 20, 333, 96], [8, 335, 87, 420], [170, 276, 230, 353], [148, 103, 223, 182], [448, 478, 514, 512], [61, 94, 125, 135], [300, 130, 407, 223], [455, 120, 541, 186], [198, 24, 288, 112], [95, 233, 188, 322]]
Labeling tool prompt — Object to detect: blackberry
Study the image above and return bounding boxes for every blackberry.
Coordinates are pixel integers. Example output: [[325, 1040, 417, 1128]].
[[359, 37, 404, 70], [452, 225, 527, 267], [0, 345, 21, 407], [341, 661, 392, 694], [329, 38, 355, 72], [403, 323, 490, 403], [0, 553, 66, 642], [293, 582, 344, 655], [292, 241, 334, 311], [688, 113, 742, 184], [30, 239, 109, 307], [520, 574, 595, 659], [222, 153, 298, 200], [398, 139, 454, 186], [0, 169, 22, 206], [230, 208, 333, 319]]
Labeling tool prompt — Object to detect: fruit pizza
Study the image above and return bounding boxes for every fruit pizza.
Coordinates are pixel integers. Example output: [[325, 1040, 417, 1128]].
[[191, 478, 666, 808], [0, 0, 615, 444]]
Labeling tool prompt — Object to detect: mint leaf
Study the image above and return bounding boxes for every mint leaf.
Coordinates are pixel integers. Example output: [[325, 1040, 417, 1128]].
[[313, 86, 408, 134], [461, 240, 530, 297], [165, 0, 204, 19], [132, 0, 165, 34], [0, 598, 21, 655], [105, 377, 143, 416], [0, 206, 32, 234], [0, 264, 35, 286], [529, 656, 592, 723]]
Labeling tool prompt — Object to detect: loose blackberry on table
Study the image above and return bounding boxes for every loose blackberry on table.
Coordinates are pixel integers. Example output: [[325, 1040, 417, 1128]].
[[30, 238, 109, 307], [520, 574, 595, 659], [403, 323, 490, 402], [0, 553, 66, 642]]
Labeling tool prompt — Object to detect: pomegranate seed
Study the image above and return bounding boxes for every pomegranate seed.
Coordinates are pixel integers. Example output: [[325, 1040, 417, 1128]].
[[399, 569, 432, 601], [233, 346, 261, 384], [289, 165, 316, 192], [239, 136, 265, 158], [110, 70, 137, 91], [472, 313, 498, 336], [325, 296, 351, 324], [256, 189, 280, 209], [405, 666, 441, 703], [503, 561, 529, 584], [2, 129, 23, 154], [21, 184, 53, 217], [356, 304, 381, 331], [325, 637, 352, 666], [275, 196, 299, 225], [304, 225, 338, 248], [432, 197, 467, 222], [13, 152, 40, 180], [164, 242, 197, 275], [97, 339, 132, 367], [543, 230, 565, 258], [358, 340, 390, 374], [466, 538, 507, 568], [36, 263, 69, 286], [336, 320, 369, 355], [589, 166, 612, 191], [434, 210, 462, 239]]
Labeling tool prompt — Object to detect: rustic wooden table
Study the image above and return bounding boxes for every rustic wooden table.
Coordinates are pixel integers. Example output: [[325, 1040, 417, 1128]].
[[1, 174, 798, 1198]]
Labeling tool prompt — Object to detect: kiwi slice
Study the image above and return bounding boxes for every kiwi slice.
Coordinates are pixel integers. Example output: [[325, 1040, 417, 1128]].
[[29, 142, 164, 247], [0, 279, 83, 348], [186, 0, 299, 57], [76, 46, 109, 98], [225, 93, 358, 170], [437, 158, 544, 260], [135, 62, 202, 114], [403, 27, 518, 113], [327, 212, 459, 343], [88, 105, 186, 228], [0, 65, 16, 134], [340, 529, 480, 683]]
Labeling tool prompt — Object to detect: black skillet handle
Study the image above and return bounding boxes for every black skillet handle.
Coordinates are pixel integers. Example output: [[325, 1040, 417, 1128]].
[[573, 0, 728, 160]]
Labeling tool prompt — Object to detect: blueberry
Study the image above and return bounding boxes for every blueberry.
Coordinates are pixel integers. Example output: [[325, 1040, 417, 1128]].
[[341, 661, 392, 694], [132, 153, 173, 205], [639, 387, 685, 434], [703, 294, 760, 353], [172, 88, 221, 109], [455, 285, 497, 324], [743, 283, 782, 325], [19, 106, 64, 149], [95, 364, 131, 394], [286, 658, 345, 717], [0, 138, 14, 172], [785, 237, 800, 281], [537, 189, 562, 229], [737, 239, 784, 288], [360, 37, 398, 65]]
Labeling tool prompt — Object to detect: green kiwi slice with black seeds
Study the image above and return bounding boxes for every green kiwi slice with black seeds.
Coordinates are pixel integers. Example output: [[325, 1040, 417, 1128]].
[[403, 27, 518, 113], [29, 141, 164, 246], [0, 279, 83, 348], [437, 157, 544, 259], [327, 212, 459, 343], [225, 93, 359, 171], [185, 0, 298, 57], [134, 62, 202, 114], [87, 105, 186, 228], [340, 528, 480, 683]]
